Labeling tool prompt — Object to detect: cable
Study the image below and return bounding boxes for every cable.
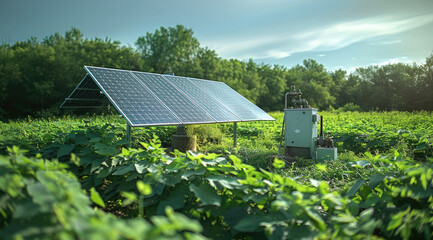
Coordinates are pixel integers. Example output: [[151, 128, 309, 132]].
[[277, 115, 286, 160]]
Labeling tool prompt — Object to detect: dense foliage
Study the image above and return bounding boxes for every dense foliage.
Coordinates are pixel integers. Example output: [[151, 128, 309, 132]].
[[1, 111, 433, 239], [0, 146, 207, 239], [1, 26, 432, 119]]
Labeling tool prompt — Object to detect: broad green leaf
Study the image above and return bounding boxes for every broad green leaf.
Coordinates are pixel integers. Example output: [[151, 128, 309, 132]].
[[90, 187, 105, 208], [316, 164, 327, 172], [360, 219, 377, 234], [387, 216, 402, 231], [206, 175, 242, 190], [233, 215, 263, 232], [89, 137, 102, 143], [95, 146, 118, 156], [12, 200, 40, 219], [74, 134, 88, 145], [305, 208, 326, 232], [285, 225, 317, 240], [121, 148, 130, 156], [242, 193, 267, 203], [134, 162, 149, 174], [369, 173, 385, 189], [332, 213, 356, 223], [229, 155, 242, 168], [318, 181, 330, 195], [166, 160, 187, 172], [121, 191, 137, 202], [309, 179, 320, 187], [156, 188, 186, 214], [420, 173, 428, 190], [165, 206, 203, 233], [90, 159, 104, 172], [189, 183, 221, 206], [162, 172, 183, 186], [359, 208, 374, 223], [112, 164, 135, 175], [70, 153, 80, 166], [346, 179, 366, 197], [273, 158, 285, 169], [352, 160, 371, 168], [182, 167, 206, 179], [121, 191, 137, 205], [57, 144, 75, 158], [137, 181, 152, 196], [416, 143, 428, 150]]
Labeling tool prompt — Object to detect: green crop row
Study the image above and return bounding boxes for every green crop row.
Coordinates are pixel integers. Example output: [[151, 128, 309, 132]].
[[1, 126, 432, 239], [0, 111, 432, 238], [1, 111, 432, 161]]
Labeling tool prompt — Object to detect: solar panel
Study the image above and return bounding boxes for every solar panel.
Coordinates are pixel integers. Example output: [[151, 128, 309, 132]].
[[162, 75, 241, 123], [85, 66, 181, 126], [61, 66, 274, 127], [131, 71, 215, 124]]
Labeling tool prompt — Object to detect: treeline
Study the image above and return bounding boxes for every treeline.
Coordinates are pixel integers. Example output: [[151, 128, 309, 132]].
[[0, 25, 432, 119]]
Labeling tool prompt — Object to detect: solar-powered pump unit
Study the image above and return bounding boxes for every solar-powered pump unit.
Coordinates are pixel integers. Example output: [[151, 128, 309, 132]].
[[61, 66, 274, 151], [280, 86, 337, 161]]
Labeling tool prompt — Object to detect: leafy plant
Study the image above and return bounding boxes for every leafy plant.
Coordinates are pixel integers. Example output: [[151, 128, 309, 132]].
[[0, 146, 207, 240]]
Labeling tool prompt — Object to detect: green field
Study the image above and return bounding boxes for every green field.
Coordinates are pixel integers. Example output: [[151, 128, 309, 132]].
[[1, 111, 433, 239]]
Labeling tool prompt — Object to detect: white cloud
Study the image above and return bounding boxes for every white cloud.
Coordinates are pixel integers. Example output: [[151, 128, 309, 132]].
[[373, 57, 413, 66], [204, 14, 433, 60], [372, 39, 402, 45], [294, 14, 433, 52]]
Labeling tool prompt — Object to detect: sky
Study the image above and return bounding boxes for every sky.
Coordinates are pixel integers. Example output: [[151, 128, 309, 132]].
[[1, 0, 433, 72]]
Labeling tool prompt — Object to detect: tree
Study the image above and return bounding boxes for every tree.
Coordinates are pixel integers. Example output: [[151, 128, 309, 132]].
[[0, 28, 143, 119], [257, 64, 287, 111], [418, 54, 433, 110], [135, 25, 200, 75], [286, 60, 335, 109]]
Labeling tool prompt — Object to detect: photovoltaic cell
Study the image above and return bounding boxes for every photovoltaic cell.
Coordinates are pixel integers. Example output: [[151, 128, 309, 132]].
[[163, 75, 241, 122], [85, 66, 181, 126], [131, 72, 215, 124]]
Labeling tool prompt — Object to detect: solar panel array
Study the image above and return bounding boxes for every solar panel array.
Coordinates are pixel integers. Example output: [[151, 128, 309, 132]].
[[61, 66, 274, 127]]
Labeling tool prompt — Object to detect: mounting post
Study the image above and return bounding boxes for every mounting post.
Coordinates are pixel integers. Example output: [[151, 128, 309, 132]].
[[233, 122, 237, 147], [126, 123, 131, 148]]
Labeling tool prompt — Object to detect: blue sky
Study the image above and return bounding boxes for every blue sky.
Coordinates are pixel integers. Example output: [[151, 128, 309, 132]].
[[1, 0, 432, 71]]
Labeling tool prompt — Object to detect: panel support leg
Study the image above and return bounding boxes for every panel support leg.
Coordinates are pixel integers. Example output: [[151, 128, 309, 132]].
[[126, 123, 131, 148], [233, 122, 237, 147]]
